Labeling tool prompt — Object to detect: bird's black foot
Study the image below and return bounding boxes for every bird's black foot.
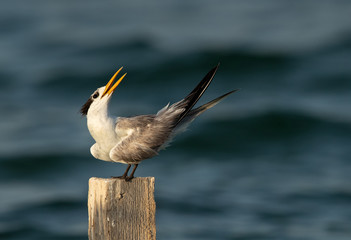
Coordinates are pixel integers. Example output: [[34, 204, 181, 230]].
[[111, 164, 131, 180], [111, 164, 138, 182], [111, 175, 133, 181], [112, 175, 127, 179], [125, 175, 134, 182], [124, 164, 138, 182]]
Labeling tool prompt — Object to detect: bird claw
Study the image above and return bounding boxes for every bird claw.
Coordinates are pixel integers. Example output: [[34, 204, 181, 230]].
[[111, 175, 134, 182], [125, 176, 134, 182], [112, 175, 126, 179]]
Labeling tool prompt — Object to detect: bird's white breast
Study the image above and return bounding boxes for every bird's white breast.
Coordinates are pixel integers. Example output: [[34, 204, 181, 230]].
[[87, 116, 119, 161]]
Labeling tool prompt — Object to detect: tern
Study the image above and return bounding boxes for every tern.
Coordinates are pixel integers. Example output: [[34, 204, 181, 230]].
[[81, 64, 238, 181]]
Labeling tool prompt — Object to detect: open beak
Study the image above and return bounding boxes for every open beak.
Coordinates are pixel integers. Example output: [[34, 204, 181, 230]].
[[101, 67, 127, 98]]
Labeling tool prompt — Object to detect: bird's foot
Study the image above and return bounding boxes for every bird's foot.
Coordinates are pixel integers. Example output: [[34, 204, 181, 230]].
[[112, 175, 127, 179], [111, 164, 137, 182], [111, 175, 134, 182], [125, 176, 134, 182]]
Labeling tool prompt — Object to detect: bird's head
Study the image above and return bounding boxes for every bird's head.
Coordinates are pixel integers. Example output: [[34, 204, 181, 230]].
[[80, 67, 127, 116]]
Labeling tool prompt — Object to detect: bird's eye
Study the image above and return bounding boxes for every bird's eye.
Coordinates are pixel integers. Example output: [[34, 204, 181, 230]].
[[92, 92, 99, 99]]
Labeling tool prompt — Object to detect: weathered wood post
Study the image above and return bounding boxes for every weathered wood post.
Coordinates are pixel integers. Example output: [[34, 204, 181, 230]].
[[88, 177, 156, 240]]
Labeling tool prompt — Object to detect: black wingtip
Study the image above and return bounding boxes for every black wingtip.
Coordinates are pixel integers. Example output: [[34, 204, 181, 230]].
[[228, 88, 240, 94], [175, 64, 220, 125], [209, 88, 240, 103]]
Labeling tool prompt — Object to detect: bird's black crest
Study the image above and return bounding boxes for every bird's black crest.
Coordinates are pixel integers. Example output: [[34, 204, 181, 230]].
[[80, 98, 93, 116]]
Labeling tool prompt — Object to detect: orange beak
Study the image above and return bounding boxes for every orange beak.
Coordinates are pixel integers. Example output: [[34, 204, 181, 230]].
[[101, 67, 127, 98]]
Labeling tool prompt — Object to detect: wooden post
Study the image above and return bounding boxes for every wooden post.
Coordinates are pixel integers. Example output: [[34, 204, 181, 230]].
[[88, 177, 156, 240]]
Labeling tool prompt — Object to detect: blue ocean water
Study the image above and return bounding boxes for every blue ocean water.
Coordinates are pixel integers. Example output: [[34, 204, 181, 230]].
[[1, 1, 351, 239]]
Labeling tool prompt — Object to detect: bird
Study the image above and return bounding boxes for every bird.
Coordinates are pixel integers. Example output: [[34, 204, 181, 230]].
[[81, 64, 238, 181]]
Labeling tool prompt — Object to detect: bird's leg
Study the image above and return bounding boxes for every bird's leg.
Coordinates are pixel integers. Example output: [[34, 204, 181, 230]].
[[125, 164, 138, 182], [112, 164, 131, 179]]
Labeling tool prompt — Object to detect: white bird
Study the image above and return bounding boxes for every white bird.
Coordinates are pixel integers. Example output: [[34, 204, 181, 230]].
[[81, 64, 238, 181]]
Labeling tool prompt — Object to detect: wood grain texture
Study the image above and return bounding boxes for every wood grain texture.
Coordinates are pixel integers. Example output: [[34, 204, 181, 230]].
[[88, 177, 156, 240]]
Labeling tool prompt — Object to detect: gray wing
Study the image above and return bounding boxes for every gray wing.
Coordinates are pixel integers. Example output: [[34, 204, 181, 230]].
[[109, 114, 175, 163]]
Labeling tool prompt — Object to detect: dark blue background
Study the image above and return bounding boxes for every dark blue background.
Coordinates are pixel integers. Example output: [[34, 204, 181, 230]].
[[1, 1, 351, 239]]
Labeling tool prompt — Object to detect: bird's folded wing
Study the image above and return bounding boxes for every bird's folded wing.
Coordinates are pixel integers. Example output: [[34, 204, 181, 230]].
[[110, 115, 171, 163]]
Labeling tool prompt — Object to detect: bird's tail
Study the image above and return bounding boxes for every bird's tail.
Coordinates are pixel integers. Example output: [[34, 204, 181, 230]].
[[173, 63, 220, 126], [187, 89, 239, 119], [173, 89, 239, 134]]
